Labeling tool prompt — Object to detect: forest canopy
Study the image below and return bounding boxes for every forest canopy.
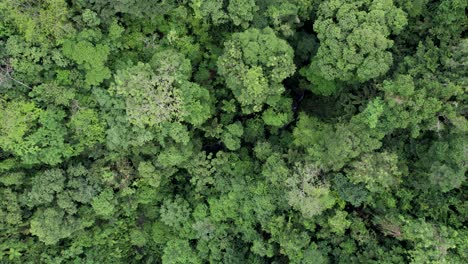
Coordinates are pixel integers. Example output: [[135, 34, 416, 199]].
[[0, 0, 467, 263]]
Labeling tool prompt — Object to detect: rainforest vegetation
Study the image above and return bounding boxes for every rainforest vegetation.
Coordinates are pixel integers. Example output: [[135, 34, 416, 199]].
[[0, 0, 467, 263]]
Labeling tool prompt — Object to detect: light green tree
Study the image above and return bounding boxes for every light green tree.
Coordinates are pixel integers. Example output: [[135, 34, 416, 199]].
[[30, 207, 81, 245], [303, 0, 407, 83], [218, 27, 295, 114], [286, 163, 336, 218]]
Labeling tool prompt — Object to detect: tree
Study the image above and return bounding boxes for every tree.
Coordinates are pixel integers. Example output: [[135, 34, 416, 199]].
[[160, 197, 192, 233], [91, 188, 116, 219], [332, 173, 369, 206], [162, 239, 202, 264], [62, 40, 111, 87], [300, 60, 341, 96], [29, 81, 76, 107], [415, 135, 466, 193], [26, 169, 65, 207], [111, 49, 212, 128], [111, 62, 182, 127], [191, 0, 228, 26], [30, 207, 81, 245], [286, 163, 336, 218], [79, 0, 175, 19], [262, 96, 293, 127], [293, 113, 383, 170], [0, 188, 23, 236], [328, 211, 351, 235], [68, 108, 106, 153], [0, 100, 41, 159], [303, 0, 407, 83], [221, 122, 244, 151], [179, 81, 213, 127], [0, 100, 74, 165], [218, 27, 295, 114], [345, 152, 402, 193], [227, 0, 258, 28], [0, 0, 71, 43]]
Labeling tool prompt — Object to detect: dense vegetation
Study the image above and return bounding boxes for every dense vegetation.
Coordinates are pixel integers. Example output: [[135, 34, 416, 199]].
[[0, 0, 466, 263]]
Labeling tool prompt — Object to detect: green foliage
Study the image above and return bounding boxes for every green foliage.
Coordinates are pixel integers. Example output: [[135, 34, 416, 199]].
[[162, 239, 201, 264], [381, 74, 414, 97], [82, 9, 101, 27], [286, 163, 336, 218], [308, 0, 407, 83], [179, 81, 213, 126], [29, 82, 76, 106], [221, 122, 244, 151], [111, 62, 182, 127], [328, 211, 351, 235], [111, 49, 212, 128], [300, 61, 340, 96], [30, 207, 81, 245], [191, 0, 227, 25], [62, 40, 111, 87], [137, 161, 161, 188], [160, 197, 192, 231], [361, 98, 385, 129], [0, 101, 74, 165], [346, 152, 402, 192], [262, 97, 293, 127], [92, 188, 116, 219], [26, 169, 65, 207], [398, 217, 461, 263], [293, 113, 383, 170], [68, 109, 106, 152], [0, 188, 23, 233], [0, 1, 466, 263], [332, 173, 369, 206], [0, 0, 71, 43], [228, 0, 258, 28], [218, 27, 295, 114], [415, 135, 467, 193], [0, 100, 41, 156], [263, 0, 305, 37], [130, 229, 147, 247]]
